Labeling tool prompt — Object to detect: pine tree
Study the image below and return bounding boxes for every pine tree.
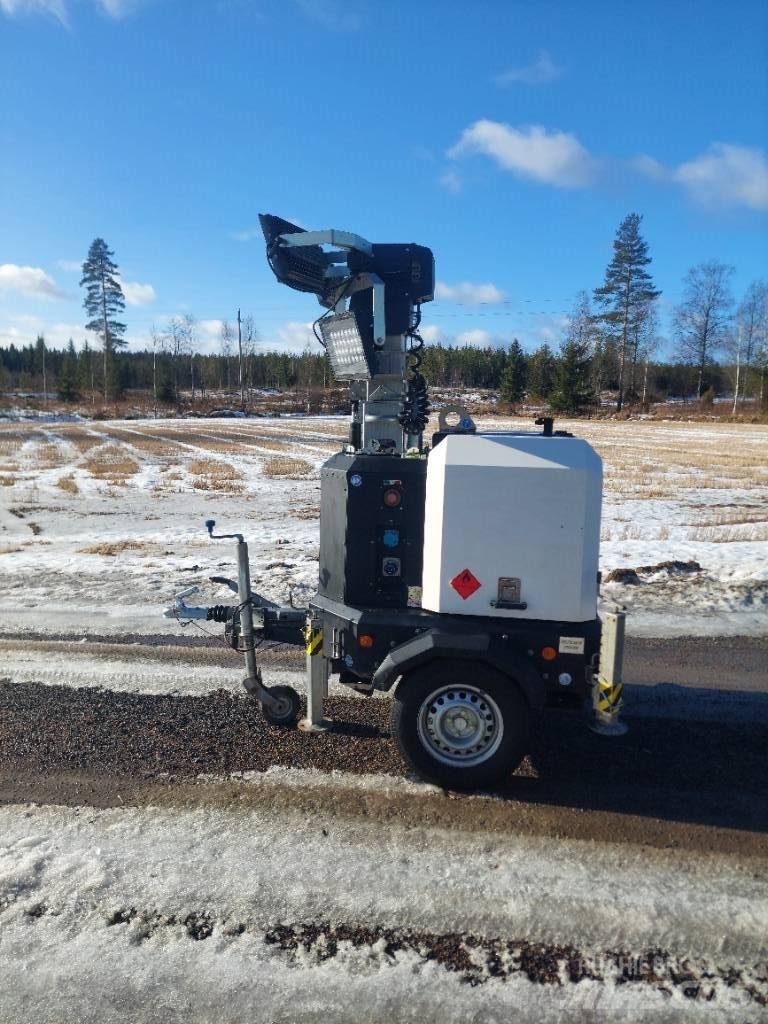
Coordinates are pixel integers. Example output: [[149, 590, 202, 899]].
[[549, 342, 595, 414], [594, 213, 660, 411], [499, 339, 526, 404], [57, 339, 80, 402], [77, 339, 95, 401], [527, 344, 556, 400], [80, 238, 126, 401], [33, 334, 47, 400]]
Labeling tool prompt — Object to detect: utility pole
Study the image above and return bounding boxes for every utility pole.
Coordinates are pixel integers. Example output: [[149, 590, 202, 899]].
[[237, 307, 245, 411], [41, 337, 47, 405]]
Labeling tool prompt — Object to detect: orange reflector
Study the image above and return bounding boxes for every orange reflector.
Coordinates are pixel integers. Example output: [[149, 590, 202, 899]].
[[358, 634, 374, 648], [541, 646, 557, 661]]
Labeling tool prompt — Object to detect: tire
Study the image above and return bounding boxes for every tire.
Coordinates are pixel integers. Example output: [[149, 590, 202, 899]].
[[391, 661, 530, 790], [262, 685, 301, 727]]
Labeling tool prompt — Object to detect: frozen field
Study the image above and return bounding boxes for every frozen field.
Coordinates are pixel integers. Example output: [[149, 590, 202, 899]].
[[1, 415, 767, 1023], [0, 414, 766, 642]]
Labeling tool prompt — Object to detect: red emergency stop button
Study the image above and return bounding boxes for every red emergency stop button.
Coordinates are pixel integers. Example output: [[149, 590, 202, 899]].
[[383, 487, 402, 509]]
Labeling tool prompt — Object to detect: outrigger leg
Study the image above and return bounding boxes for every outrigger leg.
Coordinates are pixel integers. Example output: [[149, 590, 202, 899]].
[[299, 608, 333, 732]]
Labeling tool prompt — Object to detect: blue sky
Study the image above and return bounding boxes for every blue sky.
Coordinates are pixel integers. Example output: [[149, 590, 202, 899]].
[[1, 0, 766, 357]]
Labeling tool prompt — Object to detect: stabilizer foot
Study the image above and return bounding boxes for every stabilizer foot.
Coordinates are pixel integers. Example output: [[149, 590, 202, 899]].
[[298, 717, 334, 733]]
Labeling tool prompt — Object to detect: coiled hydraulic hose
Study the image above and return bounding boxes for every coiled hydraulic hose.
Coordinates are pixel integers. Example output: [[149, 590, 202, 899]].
[[398, 305, 431, 439]]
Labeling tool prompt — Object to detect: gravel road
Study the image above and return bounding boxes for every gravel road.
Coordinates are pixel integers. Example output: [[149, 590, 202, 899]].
[[1, 633, 766, 854]]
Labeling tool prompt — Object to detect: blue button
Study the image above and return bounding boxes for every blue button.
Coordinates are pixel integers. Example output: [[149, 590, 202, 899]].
[[382, 528, 400, 548]]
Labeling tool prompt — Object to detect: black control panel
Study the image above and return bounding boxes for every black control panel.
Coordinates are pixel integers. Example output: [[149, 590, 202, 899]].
[[318, 453, 427, 610]]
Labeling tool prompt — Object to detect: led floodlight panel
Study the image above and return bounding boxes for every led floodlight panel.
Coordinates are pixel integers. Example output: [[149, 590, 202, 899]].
[[319, 312, 371, 380], [259, 214, 328, 299]]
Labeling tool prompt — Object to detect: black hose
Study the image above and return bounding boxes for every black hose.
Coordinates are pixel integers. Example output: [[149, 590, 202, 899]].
[[398, 305, 431, 437]]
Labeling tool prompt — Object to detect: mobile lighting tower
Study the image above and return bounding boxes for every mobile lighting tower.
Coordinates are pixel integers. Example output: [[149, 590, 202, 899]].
[[166, 215, 626, 790]]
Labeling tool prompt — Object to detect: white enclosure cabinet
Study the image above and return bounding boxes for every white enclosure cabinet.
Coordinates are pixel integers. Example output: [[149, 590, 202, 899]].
[[421, 433, 602, 622]]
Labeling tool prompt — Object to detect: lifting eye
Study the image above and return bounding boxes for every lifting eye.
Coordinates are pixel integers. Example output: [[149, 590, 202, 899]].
[[383, 487, 402, 509]]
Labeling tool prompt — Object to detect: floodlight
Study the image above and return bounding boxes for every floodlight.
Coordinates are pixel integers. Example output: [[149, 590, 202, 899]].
[[319, 312, 371, 380], [259, 214, 328, 298]]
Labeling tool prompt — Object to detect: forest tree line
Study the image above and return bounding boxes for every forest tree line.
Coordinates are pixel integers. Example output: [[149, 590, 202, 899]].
[[0, 330, 765, 413], [1, 222, 766, 413]]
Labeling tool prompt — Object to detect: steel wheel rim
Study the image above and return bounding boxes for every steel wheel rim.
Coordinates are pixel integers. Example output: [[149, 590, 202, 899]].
[[416, 684, 503, 767]]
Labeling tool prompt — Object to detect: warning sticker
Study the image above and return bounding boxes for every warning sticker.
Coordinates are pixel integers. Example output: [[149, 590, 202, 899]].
[[450, 568, 482, 600], [559, 636, 585, 655]]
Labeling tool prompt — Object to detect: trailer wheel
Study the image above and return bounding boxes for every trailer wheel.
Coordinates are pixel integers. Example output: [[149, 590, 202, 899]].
[[391, 662, 529, 790], [262, 685, 301, 727]]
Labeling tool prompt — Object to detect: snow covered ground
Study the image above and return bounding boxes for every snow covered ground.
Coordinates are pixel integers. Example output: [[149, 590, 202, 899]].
[[1, 791, 766, 1024], [1, 414, 766, 638]]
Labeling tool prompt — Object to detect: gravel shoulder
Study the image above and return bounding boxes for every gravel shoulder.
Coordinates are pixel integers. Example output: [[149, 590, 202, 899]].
[[1, 629, 766, 855]]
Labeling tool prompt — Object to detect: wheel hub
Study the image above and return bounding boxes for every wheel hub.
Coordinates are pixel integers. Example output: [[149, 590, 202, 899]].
[[417, 685, 503, 768]]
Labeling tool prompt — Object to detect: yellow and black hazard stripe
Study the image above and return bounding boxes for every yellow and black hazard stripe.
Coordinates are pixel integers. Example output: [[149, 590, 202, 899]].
[[596, 677, 623, 715], [305, 628, 324, 657]]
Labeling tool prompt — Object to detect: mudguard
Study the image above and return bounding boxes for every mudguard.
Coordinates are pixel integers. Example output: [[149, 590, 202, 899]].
[[371, 628, 546, 709]]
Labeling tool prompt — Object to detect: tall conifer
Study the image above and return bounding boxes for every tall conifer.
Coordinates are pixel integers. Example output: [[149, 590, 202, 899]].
[[594, 213, 660, 410], [80, 239, 126, 401]]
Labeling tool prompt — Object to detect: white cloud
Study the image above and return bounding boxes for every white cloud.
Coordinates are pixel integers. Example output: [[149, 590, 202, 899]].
[[435, 281, 506, 304], [448, 120, 596, 189], [533, 314, 569, 345], [0, 314, 98, 349], [0, 264, 67, 300], [634, 143, 768, 211], [631, 154, 667, 180], [120, 280, 156, 306], [419, 324, 444, 344], [192, 319, 225, 354], [272, 321, 316, 353], [0, 0, 67, 22], [455, 329, 493, 348], [496, 50, 563, 86], [674, 143, 768, 211], [438, 169, 462, 194]]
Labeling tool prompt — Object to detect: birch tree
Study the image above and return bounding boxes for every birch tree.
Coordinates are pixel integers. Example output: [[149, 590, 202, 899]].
[[673, 261, 734, 398]]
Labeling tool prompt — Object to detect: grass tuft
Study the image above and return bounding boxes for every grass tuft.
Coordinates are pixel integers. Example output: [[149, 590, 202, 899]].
[[84, 445, 140, 483], [188, 458, 244, 493], [57, 474, 79, 494], [78, 541, 146, 556], [262, 456, 313, 479]]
